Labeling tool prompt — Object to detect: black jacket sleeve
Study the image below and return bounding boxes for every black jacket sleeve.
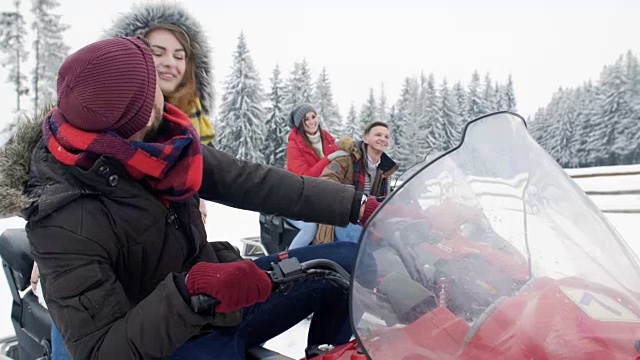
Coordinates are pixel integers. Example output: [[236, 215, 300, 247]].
[[199, 145, 361, 226]]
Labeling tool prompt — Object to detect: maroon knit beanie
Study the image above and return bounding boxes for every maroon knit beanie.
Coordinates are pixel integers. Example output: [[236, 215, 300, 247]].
[[56, 36, 157, 138]]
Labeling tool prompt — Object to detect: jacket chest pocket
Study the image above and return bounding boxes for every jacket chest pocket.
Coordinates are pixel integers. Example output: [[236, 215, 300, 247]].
[[123, 225, 171, 303]]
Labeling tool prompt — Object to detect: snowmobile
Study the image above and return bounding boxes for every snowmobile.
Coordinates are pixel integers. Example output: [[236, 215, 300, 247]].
[[3, 111, 640, 360]]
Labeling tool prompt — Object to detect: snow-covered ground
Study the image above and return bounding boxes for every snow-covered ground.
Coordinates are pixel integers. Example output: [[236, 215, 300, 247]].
[[0, 167, 638, 358]]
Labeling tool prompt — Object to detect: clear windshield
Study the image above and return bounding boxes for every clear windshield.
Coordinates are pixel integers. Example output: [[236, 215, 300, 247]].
[[350, 112, 640, 359]]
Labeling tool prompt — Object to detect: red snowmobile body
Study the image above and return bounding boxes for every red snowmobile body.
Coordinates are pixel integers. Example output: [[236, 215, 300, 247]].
[[309, 276, 640, 359]]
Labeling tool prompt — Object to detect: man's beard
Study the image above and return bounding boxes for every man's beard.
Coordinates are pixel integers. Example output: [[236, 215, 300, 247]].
[[142, 102, 166, 142]]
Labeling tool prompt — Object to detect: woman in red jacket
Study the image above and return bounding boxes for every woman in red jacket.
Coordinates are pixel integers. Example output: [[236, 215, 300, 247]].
[[286, 103, 342, 177], [286, 103, 349, 248]]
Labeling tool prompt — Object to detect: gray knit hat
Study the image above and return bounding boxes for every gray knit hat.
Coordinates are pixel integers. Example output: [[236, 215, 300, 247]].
[[289, 103, 317, 129]]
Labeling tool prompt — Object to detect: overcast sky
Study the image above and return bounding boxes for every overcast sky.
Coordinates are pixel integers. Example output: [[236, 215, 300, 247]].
[[1, 0, 639, 129]]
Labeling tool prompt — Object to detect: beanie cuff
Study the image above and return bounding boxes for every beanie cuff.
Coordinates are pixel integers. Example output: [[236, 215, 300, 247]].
[[292, 104, 317, 129]]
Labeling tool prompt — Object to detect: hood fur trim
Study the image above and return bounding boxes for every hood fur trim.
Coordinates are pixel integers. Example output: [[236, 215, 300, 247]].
[[0, 110, 47, 218], [337, 136, 361, 160], [103, 1, 214, 116]]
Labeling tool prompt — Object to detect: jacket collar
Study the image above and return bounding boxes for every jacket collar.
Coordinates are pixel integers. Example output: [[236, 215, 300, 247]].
[[356, 141, 398, 175]]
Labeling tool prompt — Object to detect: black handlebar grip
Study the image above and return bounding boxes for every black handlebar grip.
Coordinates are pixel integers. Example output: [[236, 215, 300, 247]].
[[190, 294, 220, 316]]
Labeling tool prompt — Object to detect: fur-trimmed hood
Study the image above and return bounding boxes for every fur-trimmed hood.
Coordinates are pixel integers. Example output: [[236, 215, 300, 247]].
[[337, 136, 361, 160], [103, 1, 214, 116], [0, 112, 46, 219]]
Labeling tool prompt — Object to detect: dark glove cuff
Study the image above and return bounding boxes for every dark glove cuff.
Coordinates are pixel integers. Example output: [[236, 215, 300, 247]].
[[350, 191, 365, 224], [173, 272, 191, 305]]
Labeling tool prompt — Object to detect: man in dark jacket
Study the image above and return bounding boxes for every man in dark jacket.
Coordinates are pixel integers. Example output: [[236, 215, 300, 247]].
[[1, 36, 378, 359]]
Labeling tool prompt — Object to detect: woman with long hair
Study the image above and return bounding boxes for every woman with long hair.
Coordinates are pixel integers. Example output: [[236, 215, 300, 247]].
[[106, 2, 216, 145], [285, 103, 349, 249]]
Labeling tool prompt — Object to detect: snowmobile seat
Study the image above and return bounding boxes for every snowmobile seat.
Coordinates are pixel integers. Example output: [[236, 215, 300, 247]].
[[0, 228, 34, 293], [0, 228, 52, 360]]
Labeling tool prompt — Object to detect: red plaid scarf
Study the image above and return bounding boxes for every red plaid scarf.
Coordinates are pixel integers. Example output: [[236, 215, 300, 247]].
[[42, 103, 203, 204], [352, 161, 390, 197], [352, 143, 391, 197], [352, 158, 367, 193]]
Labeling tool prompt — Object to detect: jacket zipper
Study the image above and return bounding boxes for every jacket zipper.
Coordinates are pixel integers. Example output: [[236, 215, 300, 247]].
[[167, 208, 179, 229]]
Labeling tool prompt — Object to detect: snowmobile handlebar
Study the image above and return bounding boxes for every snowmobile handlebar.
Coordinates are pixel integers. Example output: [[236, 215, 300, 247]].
[[189, 255, 351, 315], [267, 256, 350, 284]]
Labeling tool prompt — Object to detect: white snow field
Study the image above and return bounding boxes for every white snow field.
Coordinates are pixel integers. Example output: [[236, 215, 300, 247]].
[[0, 165, 639, 358]]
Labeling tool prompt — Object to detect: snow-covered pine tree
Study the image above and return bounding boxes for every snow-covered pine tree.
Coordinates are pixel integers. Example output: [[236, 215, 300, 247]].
[[217, 32, 266, 163], [282, 62, 301, 110], [482, 72, 496, 113], [345, 102, 361, 140], [377, 83, 388, 123], [332, 105, 344, 137], [313, 66, 342, 136], [528, 107, 548, 149], [297, 59, 313, 103], [283, 59, 313, 112], [359, 88, 378, 133], [417, 72, 438, 159], [31, 0, 69, 113], [494, 81, 505, 111], [571, 81, 599, 166], [589, 58, 628, 166], [387, 104, 398, 157], [438, 79, 460, 150], [452, 81, 468, 125], [426, 79, 446, 152], [263, 64, 287, 167], [625, 50, 640, 98], [535, 87, 561, 155], [618, 51, 640, 163], [503, 74, 517, 112], [532, 52, 640, 167], [0, 0, 29, 112], [394, 77, 422, 171], [466, 70, 484, 120], [546, 88, 579, 167]]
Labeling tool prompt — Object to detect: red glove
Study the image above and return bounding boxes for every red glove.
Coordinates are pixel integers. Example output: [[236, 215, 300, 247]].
[[186, 261, 272, 313], [360, 197, 381, 226], [360, 197, 429, 226]]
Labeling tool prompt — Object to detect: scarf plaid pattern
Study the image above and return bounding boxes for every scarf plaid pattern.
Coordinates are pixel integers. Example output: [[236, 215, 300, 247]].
[[42, 103, 203, 203], [352, 159, 366, 193], [352, 157, 390, 197]]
